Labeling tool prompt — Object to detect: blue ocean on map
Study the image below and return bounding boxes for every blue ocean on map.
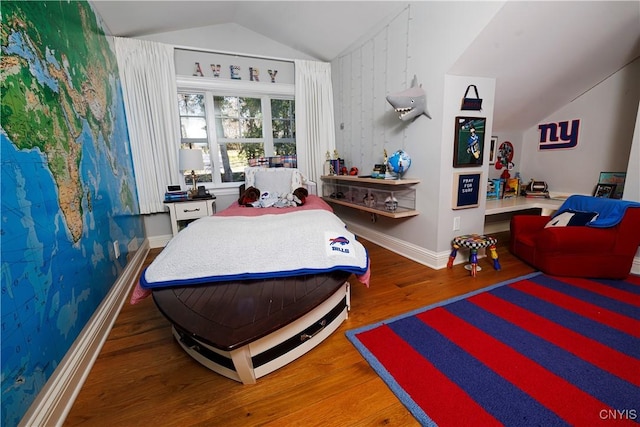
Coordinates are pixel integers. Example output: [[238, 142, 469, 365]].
[[1, 76, 143, 424]]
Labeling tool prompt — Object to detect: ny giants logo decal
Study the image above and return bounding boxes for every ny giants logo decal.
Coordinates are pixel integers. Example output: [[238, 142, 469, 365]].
[[538, 119, 580, 150]]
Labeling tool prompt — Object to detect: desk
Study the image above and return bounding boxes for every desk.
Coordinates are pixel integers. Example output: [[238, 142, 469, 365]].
[[484, 197, 564, 234], [485, 197, 564, 216]]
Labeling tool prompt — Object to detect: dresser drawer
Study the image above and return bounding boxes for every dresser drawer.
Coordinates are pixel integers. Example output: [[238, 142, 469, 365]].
[[174, 201, 210, 220]]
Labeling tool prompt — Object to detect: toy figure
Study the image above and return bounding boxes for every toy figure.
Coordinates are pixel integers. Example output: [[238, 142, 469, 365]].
[[447, 244, 459, 268], [489, 244, 501, 270]]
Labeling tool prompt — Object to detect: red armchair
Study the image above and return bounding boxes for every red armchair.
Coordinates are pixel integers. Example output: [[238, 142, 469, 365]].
[[510, 196, 640, 279]]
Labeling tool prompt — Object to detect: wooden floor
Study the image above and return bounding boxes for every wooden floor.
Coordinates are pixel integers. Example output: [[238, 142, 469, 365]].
[[66, 231, 535, 426]]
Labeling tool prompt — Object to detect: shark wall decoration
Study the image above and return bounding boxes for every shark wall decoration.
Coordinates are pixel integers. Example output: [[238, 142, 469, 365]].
[[386, 75, 431, 121]]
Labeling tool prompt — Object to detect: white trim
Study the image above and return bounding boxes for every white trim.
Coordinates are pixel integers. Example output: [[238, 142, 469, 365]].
[[177, 75, 294, 97], [344, 220, 448, 270], [19, 240, 150, 427], [148, 234, 172, 249]]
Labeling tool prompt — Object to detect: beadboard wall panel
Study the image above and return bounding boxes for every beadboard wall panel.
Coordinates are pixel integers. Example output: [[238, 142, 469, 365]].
[[333, 6, 411, 174]]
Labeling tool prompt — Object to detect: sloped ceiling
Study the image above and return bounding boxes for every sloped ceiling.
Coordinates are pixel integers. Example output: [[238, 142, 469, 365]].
[[449, 1, 640, 131], [92, 1, 640, 132], [91, 1, 403, 61]]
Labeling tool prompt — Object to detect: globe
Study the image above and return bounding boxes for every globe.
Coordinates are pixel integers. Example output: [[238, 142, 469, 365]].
[[387, 150, 411, 176]]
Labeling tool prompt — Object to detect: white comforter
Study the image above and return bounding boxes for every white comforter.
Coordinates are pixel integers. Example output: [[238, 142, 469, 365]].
[[140, 209, 369, 289]]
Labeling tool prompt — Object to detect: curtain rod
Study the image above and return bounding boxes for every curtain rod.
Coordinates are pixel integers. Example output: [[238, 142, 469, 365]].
[[172, 44, 296, 64]]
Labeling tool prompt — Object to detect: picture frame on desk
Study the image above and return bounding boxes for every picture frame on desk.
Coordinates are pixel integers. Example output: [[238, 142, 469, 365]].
[[597, 171, 626, 199], [453, 117, 486, 167], [593, 183, 616, 198]]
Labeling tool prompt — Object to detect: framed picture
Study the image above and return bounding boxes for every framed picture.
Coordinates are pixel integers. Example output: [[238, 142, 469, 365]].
[[593, 183, 616, 198], [489, 136, 498, 164], [597, 171, 626, 199], [454, 117, 486, 167], [453, 172, 482, 209]]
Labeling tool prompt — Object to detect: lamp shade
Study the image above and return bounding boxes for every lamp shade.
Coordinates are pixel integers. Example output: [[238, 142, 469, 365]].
[[179, 148, 204, 171]]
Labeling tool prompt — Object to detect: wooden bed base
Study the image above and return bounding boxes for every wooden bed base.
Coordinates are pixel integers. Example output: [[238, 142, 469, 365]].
[[152, 272, 351, 384]]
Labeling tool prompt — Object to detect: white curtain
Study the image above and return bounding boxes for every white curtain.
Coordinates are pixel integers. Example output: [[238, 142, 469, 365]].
[[114, 37, 180, 214], [294, 60, 336, 190]]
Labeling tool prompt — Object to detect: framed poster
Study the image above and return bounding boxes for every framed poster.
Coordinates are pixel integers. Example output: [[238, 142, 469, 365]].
[[453, 172, 482, 209], [489, 136, 498, 164], [454, 117, 486, 167]]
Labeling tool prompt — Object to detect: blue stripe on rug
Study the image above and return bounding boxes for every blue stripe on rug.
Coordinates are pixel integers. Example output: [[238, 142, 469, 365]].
[[388, 315, 568, 426], [491, 286, 640, 358], [530, 275, 640, 319], [595, 278, 640, 295], [447, 300, 639, 410]]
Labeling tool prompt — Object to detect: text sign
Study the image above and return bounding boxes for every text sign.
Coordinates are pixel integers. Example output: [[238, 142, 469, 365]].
[[453, 172, 482, 209]]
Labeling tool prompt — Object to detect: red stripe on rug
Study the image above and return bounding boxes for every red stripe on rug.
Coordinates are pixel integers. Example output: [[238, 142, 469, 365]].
[[470, 292, 640, 387], [553, 276, 640, 307], [418, 308, 624, 426], [626, 275, 640, 286], [512, 280, 640, 337], [356, 324, 500, 426]]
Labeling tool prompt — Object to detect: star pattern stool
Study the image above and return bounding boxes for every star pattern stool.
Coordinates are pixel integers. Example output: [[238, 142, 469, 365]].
[[447, 234, 501, 277]]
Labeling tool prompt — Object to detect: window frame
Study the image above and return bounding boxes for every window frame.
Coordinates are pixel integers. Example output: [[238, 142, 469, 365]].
[[177, 76, 295, 190]]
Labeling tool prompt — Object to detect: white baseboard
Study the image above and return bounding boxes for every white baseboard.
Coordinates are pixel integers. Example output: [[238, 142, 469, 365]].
[[346, 221, 640, 275], [344, 221, 450, 270], [147, 233, 172, 249], [19, 239, 150, 427]]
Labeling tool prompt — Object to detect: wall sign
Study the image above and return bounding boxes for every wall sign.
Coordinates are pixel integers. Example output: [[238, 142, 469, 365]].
[[538, 119, 580, 150], [453, 172, 482, 209]]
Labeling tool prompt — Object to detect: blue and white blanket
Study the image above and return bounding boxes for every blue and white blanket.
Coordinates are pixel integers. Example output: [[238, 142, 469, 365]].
[[141, 209, 369, 289], [554, 194, 640, 228]]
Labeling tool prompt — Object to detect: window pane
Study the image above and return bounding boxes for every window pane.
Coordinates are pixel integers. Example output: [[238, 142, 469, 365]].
[[271, 99, 295, 149], [180, 117, 207, 139], [178, 93, 205, 116], [218, 142, 263, 182], [214, 96, 263, 139]]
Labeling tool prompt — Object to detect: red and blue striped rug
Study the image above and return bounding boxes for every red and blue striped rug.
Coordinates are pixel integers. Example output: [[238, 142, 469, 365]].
[[346, 272, 640, 426]]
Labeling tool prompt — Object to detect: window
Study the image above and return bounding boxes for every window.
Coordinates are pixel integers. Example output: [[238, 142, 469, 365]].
[[178, 92, 295, 187]]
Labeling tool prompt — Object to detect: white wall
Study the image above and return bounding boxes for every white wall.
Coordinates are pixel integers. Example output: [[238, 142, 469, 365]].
[[625, 101, 640, 202], [518, 57, 640, 197], [331, 2, 502, 267], [331, 1, 639, 269]]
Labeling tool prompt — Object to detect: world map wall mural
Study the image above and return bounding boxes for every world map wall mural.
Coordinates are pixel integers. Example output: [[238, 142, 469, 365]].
[[1, 1, 144, 424]]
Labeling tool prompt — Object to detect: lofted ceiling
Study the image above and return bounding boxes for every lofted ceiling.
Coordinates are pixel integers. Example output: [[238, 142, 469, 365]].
[[92, 1, 640, 132]]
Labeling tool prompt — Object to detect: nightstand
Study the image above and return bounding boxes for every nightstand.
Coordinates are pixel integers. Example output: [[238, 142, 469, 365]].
[[165, 197, 216, 236]]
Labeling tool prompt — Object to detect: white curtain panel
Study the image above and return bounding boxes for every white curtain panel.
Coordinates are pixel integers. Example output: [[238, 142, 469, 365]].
[[294, 60, 336, 191], [114, 37, 180, 214]]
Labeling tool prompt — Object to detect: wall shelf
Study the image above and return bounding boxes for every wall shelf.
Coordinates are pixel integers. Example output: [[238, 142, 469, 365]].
[[321, 175, 420, 219]]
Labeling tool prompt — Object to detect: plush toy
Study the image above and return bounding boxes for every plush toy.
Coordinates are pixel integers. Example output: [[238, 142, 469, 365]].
[[254, 191, 279, 208], [238, 186, 261, 206], [292, 187, 308, 206]]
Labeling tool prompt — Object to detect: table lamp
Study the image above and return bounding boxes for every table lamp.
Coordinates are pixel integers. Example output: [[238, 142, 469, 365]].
[[179, 148, 204, 196]]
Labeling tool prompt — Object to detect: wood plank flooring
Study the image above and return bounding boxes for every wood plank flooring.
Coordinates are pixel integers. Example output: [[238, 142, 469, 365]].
[[65, 231, 535, 426]]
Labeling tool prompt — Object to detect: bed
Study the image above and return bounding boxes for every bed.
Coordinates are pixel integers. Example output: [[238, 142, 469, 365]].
[[132, 167, 370, 384]]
